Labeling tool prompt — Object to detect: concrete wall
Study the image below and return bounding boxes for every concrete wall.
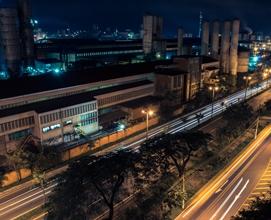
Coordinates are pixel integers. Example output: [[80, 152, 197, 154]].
[[211, 21, 220, 59], [221, 21, 231, 74], [177, 28, 184, 56], [201, 22, 209, 56], [238, 51, 249, 73], [230, 19, 240, 76]]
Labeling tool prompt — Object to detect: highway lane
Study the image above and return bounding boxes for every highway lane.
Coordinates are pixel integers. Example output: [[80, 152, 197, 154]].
[[176, 126, 271, 220], [0, 80, 270, 220]]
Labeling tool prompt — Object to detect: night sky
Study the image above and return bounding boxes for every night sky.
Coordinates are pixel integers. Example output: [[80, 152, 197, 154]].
[[2, 0, 271, 35]]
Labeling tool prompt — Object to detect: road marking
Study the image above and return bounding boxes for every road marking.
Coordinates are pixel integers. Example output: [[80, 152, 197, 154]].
[[32, 212, 48, 220], [181, 126, 271, 218], [215, 180, 229, 194], [0, 191, 50, 216], [10, 204, 43, 220], [220, 179, 250, 220], [0, 184, 55, 212], [0, 187, 38, 206], [210, 178, 243, 220]]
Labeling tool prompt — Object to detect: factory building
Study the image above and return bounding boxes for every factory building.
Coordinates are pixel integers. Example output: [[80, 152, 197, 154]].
[[0, 0, 35, 78], [0, 57, 215, 153], [0, 61, 168, 153]]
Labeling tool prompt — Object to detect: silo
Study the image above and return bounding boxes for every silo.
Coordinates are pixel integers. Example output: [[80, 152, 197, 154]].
[[230, 19, 240, 76], [211, 21, 220, 59], [17, 0, 35, 67], [177, 28, 183, 56], [201, 21, 209, 56], [221, 21, 231, 74], [0, 8, 21, 77]]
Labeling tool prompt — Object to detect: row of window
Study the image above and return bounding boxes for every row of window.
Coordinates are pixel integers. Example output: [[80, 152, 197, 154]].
[[77, 50, 142, 57], [0, 116, 35, 133], [98, 87, 153, 107], [9, 129, 32, 141], [80, 112, 98, 126], [40, 102, 97, 125], [42, 123, 61, 133], [0, 101, 28, 110], [42, 112, 98, 133]]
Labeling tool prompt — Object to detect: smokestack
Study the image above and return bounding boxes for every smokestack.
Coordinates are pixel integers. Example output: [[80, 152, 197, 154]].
[[143, 15, 163, 55], [201, 21, 209, 56], [0, 8, 22, 78], [211, 21, 220, 59], [221, 21, 231, 74], [17, 0, 35, 67], [230, 19, 240, 76], [177, 28, 183, 56]]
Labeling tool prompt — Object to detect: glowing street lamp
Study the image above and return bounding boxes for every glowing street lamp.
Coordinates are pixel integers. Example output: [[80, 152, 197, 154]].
[[243, 76, 252, 100], [209, 86, 219, 118], [142, 109, 154, 139]]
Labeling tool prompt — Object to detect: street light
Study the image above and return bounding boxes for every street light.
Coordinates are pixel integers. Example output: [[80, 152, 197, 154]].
[[209, 86, 219, 118], [243, 76, 252, 100], [142, 109, 154, 140]]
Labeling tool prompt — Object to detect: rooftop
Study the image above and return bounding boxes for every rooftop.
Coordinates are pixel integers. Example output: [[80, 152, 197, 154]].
[[155, 65, 188, 76], [0, 60, 171, 100], [0, 80, 153, 118], [121, 96, 160, 109]]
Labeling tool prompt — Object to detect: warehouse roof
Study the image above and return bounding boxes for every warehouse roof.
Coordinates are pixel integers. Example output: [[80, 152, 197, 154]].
[[0, 80, 153, 118], [0, 60, 171, 99]]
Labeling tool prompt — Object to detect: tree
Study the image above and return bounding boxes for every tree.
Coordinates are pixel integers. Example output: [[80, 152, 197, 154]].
[[47, 150, 139, 220], [47, 160, 89, 220], [7, 148, 29, 181], [233, 192, 271, 220], [223, 103, 254, 129], [138, 130, 212, 215], [86, 150, 139, 220], [139, 131, 212, 180]]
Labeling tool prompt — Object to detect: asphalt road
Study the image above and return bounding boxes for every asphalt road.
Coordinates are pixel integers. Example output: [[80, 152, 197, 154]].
[[176, 125, 271, 220], [0, 80, 270, 220]]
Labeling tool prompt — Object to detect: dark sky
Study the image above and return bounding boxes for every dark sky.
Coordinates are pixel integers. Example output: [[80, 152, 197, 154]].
[[12, 0, 271, 35]]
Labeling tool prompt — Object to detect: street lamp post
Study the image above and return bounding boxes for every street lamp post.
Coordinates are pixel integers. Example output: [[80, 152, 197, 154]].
[[142, 109, 154, 140], [209, 86, 219, 118], [243, 76, 252, 100]]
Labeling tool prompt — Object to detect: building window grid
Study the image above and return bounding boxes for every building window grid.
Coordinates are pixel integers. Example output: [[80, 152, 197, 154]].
[[0, 116, 35, 133], [40, 103, 97, 125]]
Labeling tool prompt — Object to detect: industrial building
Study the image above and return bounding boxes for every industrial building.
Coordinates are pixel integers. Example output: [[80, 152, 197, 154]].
[[0, 56, 217, 154], [200, 19, 249, 77], [0, 0, 35, 78]]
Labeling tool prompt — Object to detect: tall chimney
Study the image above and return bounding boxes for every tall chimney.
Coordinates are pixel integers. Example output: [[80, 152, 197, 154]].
[[143, 15, 163, 55], [201, 21, 209, 56], [0, 8, 22, 78], [17, 0, 35, 67], [230, 19, 240, 76], [211, 21, 220, 59], [221, 21, 231, 74], [177, 28, 183, 56]]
